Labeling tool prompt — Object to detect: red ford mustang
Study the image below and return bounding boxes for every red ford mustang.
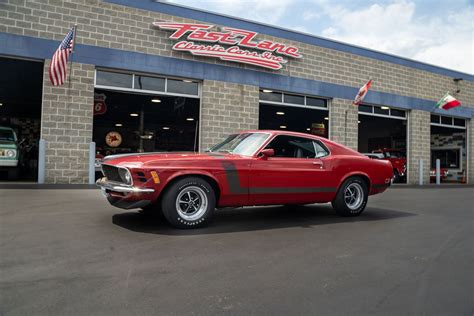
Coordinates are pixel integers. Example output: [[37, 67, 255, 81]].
[[97, 130, 393, 228]]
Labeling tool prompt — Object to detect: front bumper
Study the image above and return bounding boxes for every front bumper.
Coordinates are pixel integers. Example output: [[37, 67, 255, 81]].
[[96, 178, 155, 209], [0, 160, 18, 167]]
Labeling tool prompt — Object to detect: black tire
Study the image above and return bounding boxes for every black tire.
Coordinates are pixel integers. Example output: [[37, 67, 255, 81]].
[[331, 177, 368, 217], [392, 169, 400, 183], [161, 177, 216, 229]]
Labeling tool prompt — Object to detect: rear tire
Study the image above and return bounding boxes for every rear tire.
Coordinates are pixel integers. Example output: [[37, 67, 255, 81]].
[[161, 177, 216, 229], [332, 177, 368, 217], [392, 169, 400, 183]]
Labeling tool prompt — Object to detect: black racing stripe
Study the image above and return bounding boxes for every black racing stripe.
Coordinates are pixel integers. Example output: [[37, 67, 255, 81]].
[[221, 161, 337, 195], [221, 161, 247, 194]]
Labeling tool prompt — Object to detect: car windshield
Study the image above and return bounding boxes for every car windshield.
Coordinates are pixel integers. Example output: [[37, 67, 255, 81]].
[[208, 133, 270, 156], [387, 151, 405, 158], [0, 129, 15, 141]]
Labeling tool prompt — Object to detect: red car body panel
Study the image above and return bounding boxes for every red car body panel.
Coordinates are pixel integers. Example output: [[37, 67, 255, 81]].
[[372, 148, 406, 177], [98, 130, 393, 209]]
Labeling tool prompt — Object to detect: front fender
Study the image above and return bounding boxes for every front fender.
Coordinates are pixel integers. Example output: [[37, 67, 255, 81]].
[[161, 169, 223, 195]]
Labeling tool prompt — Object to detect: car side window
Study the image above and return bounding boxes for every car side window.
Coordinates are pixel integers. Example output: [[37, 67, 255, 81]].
[[313, 141, 329, 158], [265, 135, 316, 158]]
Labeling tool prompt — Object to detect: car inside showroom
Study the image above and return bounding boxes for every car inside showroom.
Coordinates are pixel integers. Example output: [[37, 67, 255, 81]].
[[0, 57, 43, 182], [92, 70, 200, 176], [358, 103, 407, 183]]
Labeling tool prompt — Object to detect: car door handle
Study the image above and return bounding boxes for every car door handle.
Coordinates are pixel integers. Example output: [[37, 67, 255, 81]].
[[313, 161, 323, 168]]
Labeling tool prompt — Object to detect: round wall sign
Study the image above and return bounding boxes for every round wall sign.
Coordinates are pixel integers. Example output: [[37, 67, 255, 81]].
[[105, 131, 122, 147]]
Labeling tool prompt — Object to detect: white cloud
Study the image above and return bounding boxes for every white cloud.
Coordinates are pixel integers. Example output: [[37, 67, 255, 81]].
[[317, 0, 473, 74], [168, 0, 292, 25]]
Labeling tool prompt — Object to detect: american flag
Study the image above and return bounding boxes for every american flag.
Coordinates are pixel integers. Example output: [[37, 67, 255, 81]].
[[49, 27, 75, 86]]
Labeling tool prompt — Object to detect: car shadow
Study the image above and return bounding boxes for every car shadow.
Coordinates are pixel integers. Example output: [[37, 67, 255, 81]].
[[112, 204, 416, 236]]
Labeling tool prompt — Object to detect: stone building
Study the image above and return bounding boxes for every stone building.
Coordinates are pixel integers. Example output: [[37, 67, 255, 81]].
[[0, 0, 472, 184]]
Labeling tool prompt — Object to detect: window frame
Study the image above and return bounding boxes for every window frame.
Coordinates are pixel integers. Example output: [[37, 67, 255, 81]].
[[94, 69, 201, 99]]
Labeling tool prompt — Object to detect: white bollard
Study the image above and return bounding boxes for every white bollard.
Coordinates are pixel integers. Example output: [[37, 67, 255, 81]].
[[38, 139, 45, 184], [89, 142, 96, 185], [436, 159, 441, 185], [419, 159, 423, 186]]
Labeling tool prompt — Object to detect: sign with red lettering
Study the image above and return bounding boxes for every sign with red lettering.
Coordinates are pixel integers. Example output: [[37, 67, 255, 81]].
[[94, 93, 107, 116], [153, 22, 302, 70]]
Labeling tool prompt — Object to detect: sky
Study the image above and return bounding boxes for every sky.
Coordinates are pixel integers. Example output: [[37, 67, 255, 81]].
[[167, 0, 474, 74]]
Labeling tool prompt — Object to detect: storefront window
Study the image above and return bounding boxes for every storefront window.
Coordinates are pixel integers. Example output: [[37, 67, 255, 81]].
[[96, 70, 132, 88], [93, 89, 199, 156], [431, 149, 461, 169], [167, 79, 199, 95], [283, 94, 304, 105], [134, 75, 165, 91]]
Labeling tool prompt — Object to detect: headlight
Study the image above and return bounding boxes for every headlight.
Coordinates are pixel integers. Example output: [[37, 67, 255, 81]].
[[118, 168, 132, 184], [6, 149, 16, 158]]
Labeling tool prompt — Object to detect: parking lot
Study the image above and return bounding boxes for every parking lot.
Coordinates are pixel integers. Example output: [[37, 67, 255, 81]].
[[1, 186, 473, 315]]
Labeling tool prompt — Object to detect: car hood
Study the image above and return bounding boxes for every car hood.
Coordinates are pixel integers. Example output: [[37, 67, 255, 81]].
[[102, 151, 239, 168]]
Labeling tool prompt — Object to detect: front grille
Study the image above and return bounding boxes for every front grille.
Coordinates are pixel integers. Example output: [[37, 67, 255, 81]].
[[101, 164, 122, 183]]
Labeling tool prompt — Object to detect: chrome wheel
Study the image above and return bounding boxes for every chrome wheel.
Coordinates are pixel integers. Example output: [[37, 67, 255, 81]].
[[175, 186, 208, 221], [344, 183, 364, 211]]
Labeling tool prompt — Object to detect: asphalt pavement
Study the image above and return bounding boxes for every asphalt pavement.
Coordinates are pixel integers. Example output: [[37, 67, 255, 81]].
[[0, 186, 473, 315]]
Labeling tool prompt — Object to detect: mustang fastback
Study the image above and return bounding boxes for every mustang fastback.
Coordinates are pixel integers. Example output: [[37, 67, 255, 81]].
[[97, 130, 393, 228]]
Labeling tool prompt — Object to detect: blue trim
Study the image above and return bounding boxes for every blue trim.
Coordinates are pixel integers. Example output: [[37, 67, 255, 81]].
[[1, 32, 472, 119], [104, 0, 473, 82]]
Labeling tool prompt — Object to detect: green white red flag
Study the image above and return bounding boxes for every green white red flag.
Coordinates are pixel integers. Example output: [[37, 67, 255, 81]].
[[353, 79, 372, 106], [435, 93, 461, 110]]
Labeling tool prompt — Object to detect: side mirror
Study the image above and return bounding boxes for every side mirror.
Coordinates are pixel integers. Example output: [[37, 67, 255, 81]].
[[259, 148, 275, 159]]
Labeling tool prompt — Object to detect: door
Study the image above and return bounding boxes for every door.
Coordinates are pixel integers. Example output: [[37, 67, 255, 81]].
[[249, 135, 334, 205]]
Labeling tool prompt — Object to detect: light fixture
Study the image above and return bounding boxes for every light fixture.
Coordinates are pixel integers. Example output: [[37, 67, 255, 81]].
[[186, 118, 195, 121], [130, 113, 139, 117], [276, 111, 285, 115], [0, 103, 3, 106], [162, 127, 170, 130], [280, 125, 287, 129], [183, 79, 193, 83], [324, 117, 329, 120], [151, 98, 161, 103], [306, 128, 311, 131], [381, 106, 390, 110], [262, 89, 273, 93], [358, 121, 361, 124], [115, 123, 123, 127]]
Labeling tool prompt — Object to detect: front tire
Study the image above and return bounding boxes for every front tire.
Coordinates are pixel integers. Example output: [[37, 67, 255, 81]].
[[161, 177, 216, 228], [332, 177, 368, 217]]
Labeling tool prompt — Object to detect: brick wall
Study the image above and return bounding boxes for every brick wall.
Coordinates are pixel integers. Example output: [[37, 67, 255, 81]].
[[1, 0, 473, 184], [407, 110, 431, 184], [469, 120, 474, 184], [329, 99, 358, 150], [41, 60, 94, 183], [200, 81, 259, 150]]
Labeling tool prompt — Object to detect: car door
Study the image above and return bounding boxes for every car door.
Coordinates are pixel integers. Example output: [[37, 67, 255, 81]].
[[249, 135, 335, 205]]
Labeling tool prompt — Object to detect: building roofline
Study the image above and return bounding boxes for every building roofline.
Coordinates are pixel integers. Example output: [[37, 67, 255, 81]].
[[104, 0, 473, 81]]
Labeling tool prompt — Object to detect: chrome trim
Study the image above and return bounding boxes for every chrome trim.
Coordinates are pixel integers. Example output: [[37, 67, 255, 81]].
[[96, 178, 154, 193]]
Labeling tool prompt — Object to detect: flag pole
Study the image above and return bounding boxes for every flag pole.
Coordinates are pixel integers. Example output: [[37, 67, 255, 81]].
[[67, 24, 78, 95]]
